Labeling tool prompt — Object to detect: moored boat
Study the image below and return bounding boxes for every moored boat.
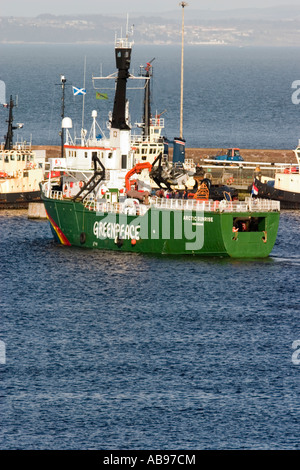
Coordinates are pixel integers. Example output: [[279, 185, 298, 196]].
[[0, 96, 44, 208], [253, 142, 300, 209]]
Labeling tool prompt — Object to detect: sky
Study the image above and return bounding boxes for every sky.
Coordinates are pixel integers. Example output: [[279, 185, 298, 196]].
[[0, 0, 299, 17]]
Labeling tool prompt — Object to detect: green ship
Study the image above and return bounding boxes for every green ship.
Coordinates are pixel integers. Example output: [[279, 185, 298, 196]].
[[41, 26, 280, 258], [43, 195, 279, 258]]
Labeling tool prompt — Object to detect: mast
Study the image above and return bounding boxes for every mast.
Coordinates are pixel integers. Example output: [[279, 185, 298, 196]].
[[111, 26, 133, 130], [179, 1, 187, 140], [60, 75, 66, 158], [173, 2, 188, 165], [4, 96, 17, 150], [82, 56, 87, 132], [141, 59, 154, 138]]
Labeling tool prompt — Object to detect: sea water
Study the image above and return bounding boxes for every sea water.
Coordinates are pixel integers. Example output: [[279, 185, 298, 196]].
[[0, 44, 300, 450], [0, 44, 300, 149], [0, 209, 299, 450]]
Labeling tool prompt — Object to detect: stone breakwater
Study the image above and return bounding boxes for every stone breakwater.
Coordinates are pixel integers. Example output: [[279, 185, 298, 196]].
[[184, 148, 297, 165], [33, 146, 297, 165]]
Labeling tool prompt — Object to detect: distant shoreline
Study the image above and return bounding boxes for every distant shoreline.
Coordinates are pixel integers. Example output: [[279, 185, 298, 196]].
[[1, 8, 300, 48], [1, 42, 299, 47]]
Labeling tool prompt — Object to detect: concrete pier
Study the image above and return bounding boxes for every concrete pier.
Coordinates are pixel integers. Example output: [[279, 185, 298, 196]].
[[28, 202, 47, 219]]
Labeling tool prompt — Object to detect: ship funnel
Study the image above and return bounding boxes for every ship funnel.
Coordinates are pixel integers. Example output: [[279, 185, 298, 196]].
[[111, 30, 133, 130]]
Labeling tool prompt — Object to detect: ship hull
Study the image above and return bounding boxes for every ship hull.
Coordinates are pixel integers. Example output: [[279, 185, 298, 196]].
[[254, 178, 300, 209], [42, 195, 280, 258]]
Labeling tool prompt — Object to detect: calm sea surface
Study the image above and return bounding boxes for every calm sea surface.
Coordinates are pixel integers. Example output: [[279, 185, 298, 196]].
[[1, 44, 300, 149], [0, 209, 299, 450], [0, 44, 300, 450]]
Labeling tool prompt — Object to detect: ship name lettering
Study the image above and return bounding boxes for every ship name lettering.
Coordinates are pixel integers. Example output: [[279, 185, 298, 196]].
[[93, 221, 140, 240], [183, 215, 213, 223]]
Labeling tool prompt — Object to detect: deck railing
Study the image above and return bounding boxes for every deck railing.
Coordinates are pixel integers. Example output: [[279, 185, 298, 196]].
[[48, 190, 280, 213], [153, 197, 280, 212]]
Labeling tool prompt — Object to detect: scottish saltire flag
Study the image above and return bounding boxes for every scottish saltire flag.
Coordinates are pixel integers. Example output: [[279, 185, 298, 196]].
[[96, 91, 108, 100], [72, 86, 86, 96], [251, 181, 259, 196]]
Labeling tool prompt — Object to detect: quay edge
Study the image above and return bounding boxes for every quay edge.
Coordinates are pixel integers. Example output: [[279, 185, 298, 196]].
[[34, 146, 297, 165]]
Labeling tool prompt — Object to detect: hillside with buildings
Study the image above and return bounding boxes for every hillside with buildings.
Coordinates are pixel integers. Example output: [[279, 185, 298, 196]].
[[1, 7, 300, 46]]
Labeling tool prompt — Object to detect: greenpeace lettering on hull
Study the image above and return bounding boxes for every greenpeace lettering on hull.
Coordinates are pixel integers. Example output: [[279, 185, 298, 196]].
[[94, 220, 140, 241]]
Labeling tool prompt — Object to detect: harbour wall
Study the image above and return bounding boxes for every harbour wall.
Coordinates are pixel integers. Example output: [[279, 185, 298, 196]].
[[185, 148, 296, 165], [33, 146, 297, 165]]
